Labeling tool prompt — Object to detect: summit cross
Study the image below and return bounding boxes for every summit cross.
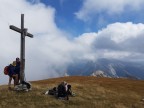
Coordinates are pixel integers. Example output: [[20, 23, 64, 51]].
[[9, 14, 33, 83]]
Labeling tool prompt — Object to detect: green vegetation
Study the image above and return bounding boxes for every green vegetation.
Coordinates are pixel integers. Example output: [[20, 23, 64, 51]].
[[0, 76, 144, 108]]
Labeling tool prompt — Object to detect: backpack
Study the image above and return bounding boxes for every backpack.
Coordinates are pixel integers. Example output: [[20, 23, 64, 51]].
[[4, 66, 10, 75], [22, 81, 31, 89], [14, 81, 32, 91]]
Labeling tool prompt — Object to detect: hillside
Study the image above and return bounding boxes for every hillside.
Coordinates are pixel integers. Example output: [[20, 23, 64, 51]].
[[0, 76, 144, 108]]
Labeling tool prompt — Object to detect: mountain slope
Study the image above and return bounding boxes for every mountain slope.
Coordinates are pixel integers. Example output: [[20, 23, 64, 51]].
[[0, 76, 144, 108], [66, 58, 144, 79]]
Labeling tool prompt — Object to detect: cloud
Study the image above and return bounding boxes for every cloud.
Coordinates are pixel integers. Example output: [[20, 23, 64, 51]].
[[74, 22, 144, 60], [0, 0, 94, 85], [75, 0, 144, 21], [80, 22, 144, 59], [28, 0, 41, 4], [0, 0, 57, 84]]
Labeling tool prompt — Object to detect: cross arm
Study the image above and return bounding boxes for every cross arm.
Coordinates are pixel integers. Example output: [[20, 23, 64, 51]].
[[10, 25, 21, 33], [10, 25, 33, 38], [26, 32, 33, 38]]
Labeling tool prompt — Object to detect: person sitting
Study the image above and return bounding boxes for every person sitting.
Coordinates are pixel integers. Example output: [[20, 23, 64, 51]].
[[57, 81, 68, 100]]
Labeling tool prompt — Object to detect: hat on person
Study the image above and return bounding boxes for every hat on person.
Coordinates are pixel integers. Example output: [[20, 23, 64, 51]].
[[11, 61, 16, 66]]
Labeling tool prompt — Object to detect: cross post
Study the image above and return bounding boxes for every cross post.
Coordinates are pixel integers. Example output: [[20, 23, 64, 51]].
[[9, 14, 33, 83]]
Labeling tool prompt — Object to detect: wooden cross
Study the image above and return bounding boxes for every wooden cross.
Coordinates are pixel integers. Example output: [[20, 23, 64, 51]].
[[9, 14, 33, 83]]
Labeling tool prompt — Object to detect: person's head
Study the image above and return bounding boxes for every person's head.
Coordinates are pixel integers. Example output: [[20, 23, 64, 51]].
[[62, 81, 67, 86], [16, 57, 20, 62]]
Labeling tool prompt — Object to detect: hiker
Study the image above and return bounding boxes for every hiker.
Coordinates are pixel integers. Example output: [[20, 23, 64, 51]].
[[44, 81, 75, 100], [8, 61, 18, 89], [15, 57, 20, 83], [57, 81, 69, 100]]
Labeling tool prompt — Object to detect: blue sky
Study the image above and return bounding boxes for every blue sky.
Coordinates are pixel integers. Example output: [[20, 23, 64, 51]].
[[39, 0, 85, 36], [27, 0, 144, 36]]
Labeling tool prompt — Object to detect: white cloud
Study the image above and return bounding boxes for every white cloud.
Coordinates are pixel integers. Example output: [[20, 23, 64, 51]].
[[76, 0, 144, 21], [97, 22, 144, 43], [0, 0, 58, 84], [0, 0, 94, 85], [29, 0, 41, 4], [73, 22, 144, 61], [82, 22, 144, 59], [75, 32, 97, 46]]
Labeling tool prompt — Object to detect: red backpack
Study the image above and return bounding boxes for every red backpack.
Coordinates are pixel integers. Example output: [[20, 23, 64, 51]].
[[4, 66, 9, 75]]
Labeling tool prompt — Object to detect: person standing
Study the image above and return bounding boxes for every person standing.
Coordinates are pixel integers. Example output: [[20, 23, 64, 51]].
[[15, 57, 20, 83], [8, 61, 18, 90]]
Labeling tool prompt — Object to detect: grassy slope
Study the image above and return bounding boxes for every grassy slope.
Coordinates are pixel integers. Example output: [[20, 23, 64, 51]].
[[0, 76, 144, 108]]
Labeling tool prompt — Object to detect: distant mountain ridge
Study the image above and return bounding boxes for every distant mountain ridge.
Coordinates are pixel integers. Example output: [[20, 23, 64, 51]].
[[66, 58, 144, 80]]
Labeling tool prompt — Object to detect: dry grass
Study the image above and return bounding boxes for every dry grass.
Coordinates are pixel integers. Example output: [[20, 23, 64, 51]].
[[0, 76, 144, 108]]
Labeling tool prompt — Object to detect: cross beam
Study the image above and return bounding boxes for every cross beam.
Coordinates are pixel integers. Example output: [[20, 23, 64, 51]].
[[10, 25, 33, 38], [9, 14, 33, 83]]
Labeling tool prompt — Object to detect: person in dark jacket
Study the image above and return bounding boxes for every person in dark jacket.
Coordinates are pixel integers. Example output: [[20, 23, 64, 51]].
[[15, 57, 20, 83], [57, 81, 69, 100], [8, 61, 18, 89]]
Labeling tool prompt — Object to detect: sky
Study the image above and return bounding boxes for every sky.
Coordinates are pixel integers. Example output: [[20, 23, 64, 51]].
[[1, 0, 144, 84]]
